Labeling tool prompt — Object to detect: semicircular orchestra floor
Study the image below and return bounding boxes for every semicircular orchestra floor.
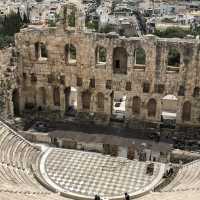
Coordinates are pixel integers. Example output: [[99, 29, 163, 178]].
[[40, 148, 165, 199]]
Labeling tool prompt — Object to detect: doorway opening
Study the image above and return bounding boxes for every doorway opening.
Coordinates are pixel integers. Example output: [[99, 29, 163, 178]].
[[64, 86, 77, 115], [111, 91, 126, 121], [12, 89, 20, 116], [161, 94, 178, 128]]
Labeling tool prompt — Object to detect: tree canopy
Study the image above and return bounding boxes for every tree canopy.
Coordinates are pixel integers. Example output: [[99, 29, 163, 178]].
[[0, 10, 29, 48], [154, 27, 191, 38]]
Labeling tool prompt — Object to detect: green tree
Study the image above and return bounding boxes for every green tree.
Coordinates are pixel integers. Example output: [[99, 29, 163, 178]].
[[0, 10, 25, 48], [3, 10, 23, 36], [100, 24, 113, 33], [48, 19, 56, 27], [23, 12, 30, 24], [86, 20, 98, 31], [154, 27, 190, 38]]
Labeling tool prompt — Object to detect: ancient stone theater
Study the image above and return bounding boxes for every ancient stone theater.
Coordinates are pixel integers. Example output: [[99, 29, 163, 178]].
[[0, 2, 200, 200]]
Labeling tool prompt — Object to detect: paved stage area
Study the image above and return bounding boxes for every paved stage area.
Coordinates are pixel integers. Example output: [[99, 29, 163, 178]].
[[40, 148, 165, 199]]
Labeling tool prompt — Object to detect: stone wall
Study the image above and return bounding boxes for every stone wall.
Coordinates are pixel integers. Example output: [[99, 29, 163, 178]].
[[0, 48, 18, 118], [14, 4, 200, 126]]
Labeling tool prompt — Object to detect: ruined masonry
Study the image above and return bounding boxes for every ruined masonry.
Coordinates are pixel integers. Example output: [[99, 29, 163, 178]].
[[2, 3, 200, 126]]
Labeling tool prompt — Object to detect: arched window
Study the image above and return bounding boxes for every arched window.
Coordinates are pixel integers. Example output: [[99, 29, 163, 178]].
[[40, 43, 48, 58], [182, 101, 191, 121], [53, 87, 60, 106], [135, 48, 146, 65], [167, 48, 180, 70], [132, 96, 141, 114], [147, 98, 157, 117], [68, 8, 76, 27], [113, 47, 127, 74], [96, 46, 107, 64], [97, 92, 104, 110], [64, 44, 76, 64], [35, 42, 47, 59], [82, 90, 91, 109], [193, 87, 200, 97]]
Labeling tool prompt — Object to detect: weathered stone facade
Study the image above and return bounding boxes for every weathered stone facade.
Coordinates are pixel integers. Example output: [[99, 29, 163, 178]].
[[0, 48, 18, 118], [13, 4, 200, 126]]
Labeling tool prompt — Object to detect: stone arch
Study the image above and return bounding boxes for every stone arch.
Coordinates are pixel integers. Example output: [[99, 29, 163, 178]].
[[134, 48, 146, 65], [38, 87, 46, 106], [162, 94, 177, 112], [12, 89, 20, 116], [53, 87, 60, 106], [111, 92, 126, 119], [24, 87, 36, 109], [182, 101, 191, 121], [64, 87, 78, 114], [161, 94, 177, 124], [132, 96, 141, 114], [113, 47, 127, 74], [147, 98, 157, 117], [96, 46, 107, 64], [64, 44, 76, 64], [167, 48, 180, 67], [193, 87, 200, 97], [97, 92, 104, 110], [64, 87, 71, 112], [82, 90, 91, 109]]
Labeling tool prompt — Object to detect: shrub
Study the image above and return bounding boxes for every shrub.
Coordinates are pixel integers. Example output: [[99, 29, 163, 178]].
[[154, 27, 190, 38]]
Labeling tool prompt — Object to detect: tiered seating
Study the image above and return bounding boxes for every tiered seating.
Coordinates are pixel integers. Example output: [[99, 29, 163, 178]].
[[0, 121, 48, 194], [1, 119, 200, 200], [0, 123, 40, 168], [138, 190, 200, 200], [162, 160, 200, 192], [0, 192, 69, 200]]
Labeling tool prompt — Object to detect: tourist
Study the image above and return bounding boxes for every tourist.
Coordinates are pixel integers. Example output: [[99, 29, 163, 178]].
[[95, 194, 101, 200], [124, 192, 130, 200]]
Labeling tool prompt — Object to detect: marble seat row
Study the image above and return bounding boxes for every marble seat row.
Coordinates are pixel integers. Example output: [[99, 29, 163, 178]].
[[0, 123, 40, 169], [138, 190, 200, 200], [1, 188, 200, 200], [0, 121, 48, 194], [162, 159, 200, 192], [0, 191, 69, 200]]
